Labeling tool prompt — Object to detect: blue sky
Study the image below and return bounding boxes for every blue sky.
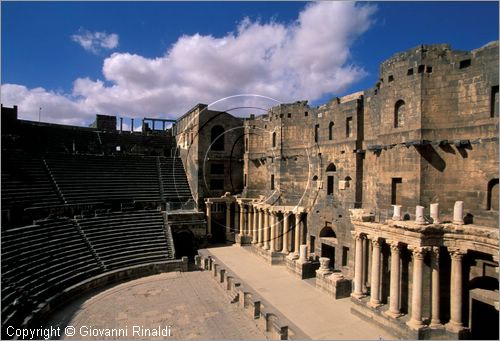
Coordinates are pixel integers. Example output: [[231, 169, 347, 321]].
[[1, 1, 498, 126]]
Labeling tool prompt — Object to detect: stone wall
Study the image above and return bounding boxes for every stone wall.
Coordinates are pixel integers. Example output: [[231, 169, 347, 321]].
[[175, 104, 244, 207], [241, 41, 499, 281]]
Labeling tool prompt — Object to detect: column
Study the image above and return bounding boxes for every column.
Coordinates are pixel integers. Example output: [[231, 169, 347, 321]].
[[239, 203, 245, 235], [392, 204, 402, 220], [387, 241, 402, 317], [351, 232, 364, 299], [298, 213, 305, 245], [270, 212, 276, 252], [407, 246, 426, 329], [430, 247, 441, 327], [206, 202, 212, 236], [294, 213, 301, 254], [415, 206, 426, 224], [252, 206, 258, 243], [247, 205, 252, 237], [264, 210, 270, 250], [234, 203, 239, 234], [453, 201, 464, 225], [447, 248, 465, 332], [276, 213, 283, 252], [362, 237, 369, 294], [369, 237, 382, 307], [283, 212, 290, 254], [258, 209, 264, 246], [225, 202, 231, 234], [430, 203, 440, 224]]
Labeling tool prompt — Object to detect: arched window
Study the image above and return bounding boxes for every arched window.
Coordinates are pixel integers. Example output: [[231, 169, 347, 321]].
[[487, 178, 499, 210], [319, 226, 336, 238], [328, 122, 334, 140], [211, 125, 225, 151], [394, 100, 406, 128], [272, 132, 276, 148], [326, 163, 336, 172]]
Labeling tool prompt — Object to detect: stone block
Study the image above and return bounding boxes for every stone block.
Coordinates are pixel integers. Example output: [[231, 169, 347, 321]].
[[316, 271, 352, 299]]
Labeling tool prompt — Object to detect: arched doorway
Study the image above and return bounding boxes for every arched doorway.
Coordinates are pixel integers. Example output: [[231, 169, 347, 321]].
[[319, 225, 337, 269]]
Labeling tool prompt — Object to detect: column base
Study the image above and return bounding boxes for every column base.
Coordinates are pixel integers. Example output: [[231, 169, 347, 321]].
[[445, 321, 465, 333], [429, 321, 443, 329], [406, 318, 425, 330], [264, 245, 270, 250], [384, 310, 403, 319], [350, 292, 366, 300], [367, 300, 383, 309]]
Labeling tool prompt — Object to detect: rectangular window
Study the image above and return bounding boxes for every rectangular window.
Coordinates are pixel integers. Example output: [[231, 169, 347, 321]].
[[491, 85, 499, 118], [271, 174, 275, 190], [407, 68, 414, 76], [210, 179, 224, 190], [210, 163, 224, 175], [388, 75, 394, 82], [304, 111, 308, 117], [459, 59, 471, 69], [314, 124, 319, 143], [287, 113, 292, 118], [342, 246, 349, 267], [244, 174, 247, 187], [418, 65, 425, 73], [391, 177, 402, 205], [346, 117, 353, 138], [327, 176, 334, 195], [310, 235, 316, 254], [426, 66, 433, 73]]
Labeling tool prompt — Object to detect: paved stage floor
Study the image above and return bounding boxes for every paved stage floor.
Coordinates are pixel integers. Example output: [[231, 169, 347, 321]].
[[207, 245, 397, 340], [44, 271, 268, 340]]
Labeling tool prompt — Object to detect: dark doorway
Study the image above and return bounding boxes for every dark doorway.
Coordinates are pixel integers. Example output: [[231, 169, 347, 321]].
[[470, 299, 499, 339], [173, 230, 195, 260], [211, 217, 226, 243], [310, 235, 316, 254], [321, 244, 335, 269], [391, 177, 402, 205]]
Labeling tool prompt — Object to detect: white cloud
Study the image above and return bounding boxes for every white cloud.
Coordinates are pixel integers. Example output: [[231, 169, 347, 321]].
[[71, 28, 119, 54], [2, 2, 376, 126]]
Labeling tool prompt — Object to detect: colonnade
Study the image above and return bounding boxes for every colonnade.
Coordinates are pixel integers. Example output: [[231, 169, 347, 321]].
[[237, 202, 306, 254], [351, 232, 466, 331]]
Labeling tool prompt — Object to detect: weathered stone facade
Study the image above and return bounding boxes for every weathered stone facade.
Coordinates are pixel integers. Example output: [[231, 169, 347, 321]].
[[197, 41, 499, 339], [174, 104, 244, 242]]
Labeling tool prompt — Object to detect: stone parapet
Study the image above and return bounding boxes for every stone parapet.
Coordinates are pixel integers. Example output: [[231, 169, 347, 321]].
[[247, 244, 286, 265], [196, 249, 309, 340], [315, 271, 352, 299], [285, 256, 319, 279]]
